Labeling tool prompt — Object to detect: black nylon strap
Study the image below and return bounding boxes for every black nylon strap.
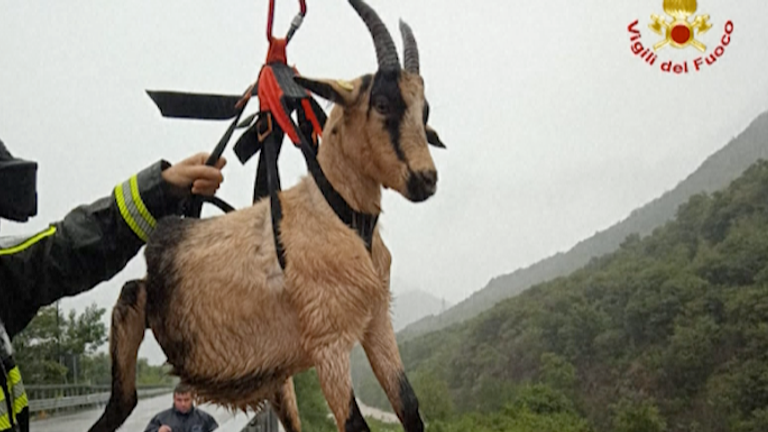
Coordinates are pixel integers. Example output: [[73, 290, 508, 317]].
[[184, 87, 250, 218], [285, 100, 379, 251], [263, 99, 380, 272], [172, 92, 378, 272], [262, 122, 287, 269]]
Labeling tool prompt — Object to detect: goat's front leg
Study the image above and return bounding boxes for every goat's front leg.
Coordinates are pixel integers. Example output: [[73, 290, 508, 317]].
[[314, 349, 370, 432], [360, 304, 424, 432], [269, 376, 301, 432]]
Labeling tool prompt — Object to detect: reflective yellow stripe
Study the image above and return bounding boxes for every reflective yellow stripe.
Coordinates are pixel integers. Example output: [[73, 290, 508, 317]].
[[0, 400, 27, 430], [6, 368, 20, 387], [11, 381, 24, 401], [13, 393, 27, 415], [130, 175, 157, 229], [0, 392, 24, 430], [9, 368, 24, 407], [0, 367, 27, 415], [115, 182, 149, 242], [0, 226, 57, 256]]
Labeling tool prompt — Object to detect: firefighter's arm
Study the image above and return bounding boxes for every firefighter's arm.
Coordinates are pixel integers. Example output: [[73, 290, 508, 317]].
[[0, 154, 225, 338]]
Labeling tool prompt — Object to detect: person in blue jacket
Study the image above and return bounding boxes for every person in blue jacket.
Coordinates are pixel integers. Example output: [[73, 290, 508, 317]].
[[144, 383, 219, 432]]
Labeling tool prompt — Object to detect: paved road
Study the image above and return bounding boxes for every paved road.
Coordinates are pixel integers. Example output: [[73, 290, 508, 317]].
[[358, 401, 399, 424], [30, 394, 250, 432], [30, 394, 392, 432]]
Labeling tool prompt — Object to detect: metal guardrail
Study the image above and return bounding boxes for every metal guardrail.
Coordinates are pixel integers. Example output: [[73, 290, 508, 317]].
[[213, 407, 281, 432], [26, 384, 173, 415], [238, 407, 280, 432], [28, 388, 171, 414]]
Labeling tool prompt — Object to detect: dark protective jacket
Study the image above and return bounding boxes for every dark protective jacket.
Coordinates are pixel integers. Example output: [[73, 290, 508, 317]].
[[143, 405, 219, 432], [0, 160, 185, 432]]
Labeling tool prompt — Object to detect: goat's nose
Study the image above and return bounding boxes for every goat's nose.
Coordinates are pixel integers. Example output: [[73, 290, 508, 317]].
[[421, 170, 437, 189], [407, 169, 438, 202]]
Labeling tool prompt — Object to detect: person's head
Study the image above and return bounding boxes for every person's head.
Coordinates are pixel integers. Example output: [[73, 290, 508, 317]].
[[0, 139, 38, 224], [173, 383, 194, 414]]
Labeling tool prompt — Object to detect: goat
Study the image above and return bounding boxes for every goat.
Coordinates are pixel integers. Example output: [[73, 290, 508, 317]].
[[88, 1, 444, 431]]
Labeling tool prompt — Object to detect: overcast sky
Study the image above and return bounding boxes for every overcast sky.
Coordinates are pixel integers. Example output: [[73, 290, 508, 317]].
[[3, 0, 768, 364]]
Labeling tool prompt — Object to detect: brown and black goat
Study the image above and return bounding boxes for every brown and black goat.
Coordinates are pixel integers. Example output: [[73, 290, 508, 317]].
[[88, 1, 445, 432]]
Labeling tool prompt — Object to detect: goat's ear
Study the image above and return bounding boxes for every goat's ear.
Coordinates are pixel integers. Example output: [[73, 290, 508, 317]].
[[426, 125, 446, 149], [294, 77, 356, 106]]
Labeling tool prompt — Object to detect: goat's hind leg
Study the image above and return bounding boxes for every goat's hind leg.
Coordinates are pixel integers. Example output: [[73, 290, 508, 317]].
[[268, 376, 301, 432], [88, 280, 148, 432]]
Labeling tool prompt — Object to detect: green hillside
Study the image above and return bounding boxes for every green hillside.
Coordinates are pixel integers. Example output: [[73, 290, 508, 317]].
[[398, 111, 768, 343], [358, 159, 768, 432]]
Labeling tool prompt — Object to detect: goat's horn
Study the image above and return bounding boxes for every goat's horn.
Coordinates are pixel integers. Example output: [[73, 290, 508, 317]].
[[348, 0, 400, 70], [399, 20, 419, 74]]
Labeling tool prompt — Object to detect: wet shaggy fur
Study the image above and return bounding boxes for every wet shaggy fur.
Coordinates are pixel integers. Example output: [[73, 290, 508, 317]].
[[89, 1, 441, 432]]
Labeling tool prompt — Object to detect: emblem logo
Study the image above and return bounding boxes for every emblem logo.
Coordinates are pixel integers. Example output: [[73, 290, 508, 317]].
[[628, 1, 733, 74], [649, 0, 712, 52]]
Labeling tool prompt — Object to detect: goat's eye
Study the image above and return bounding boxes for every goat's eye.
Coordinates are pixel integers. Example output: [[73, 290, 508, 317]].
[[373, 96, 390, 115]]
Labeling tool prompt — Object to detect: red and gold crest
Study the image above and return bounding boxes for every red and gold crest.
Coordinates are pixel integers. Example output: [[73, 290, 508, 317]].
[[649, 0, 712, 52]]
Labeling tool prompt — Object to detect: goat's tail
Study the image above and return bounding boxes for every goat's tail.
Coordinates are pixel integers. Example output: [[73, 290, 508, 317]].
[[88, 279, 148, 432]]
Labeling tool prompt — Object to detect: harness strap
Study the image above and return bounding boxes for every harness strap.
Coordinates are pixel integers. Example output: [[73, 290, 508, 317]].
[[262, 124, 287, 269], [306, 160, 379, 251], [261, 100, 379, 271], [191, 97, 378, 270], [286, 99, 379, 251], [183, 87, 250, 218]]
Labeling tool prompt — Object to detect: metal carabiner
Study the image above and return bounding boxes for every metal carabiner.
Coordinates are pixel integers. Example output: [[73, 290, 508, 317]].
[[266, 0, 308, 44]]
